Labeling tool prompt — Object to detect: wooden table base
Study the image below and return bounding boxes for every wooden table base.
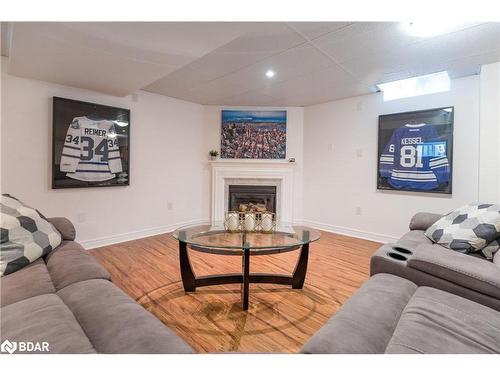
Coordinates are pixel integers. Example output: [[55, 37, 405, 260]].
[[178, 241, 310, 310]]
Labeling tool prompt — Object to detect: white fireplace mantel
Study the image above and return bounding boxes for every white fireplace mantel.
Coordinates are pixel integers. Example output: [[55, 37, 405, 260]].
[[210, 160, 296, 223]]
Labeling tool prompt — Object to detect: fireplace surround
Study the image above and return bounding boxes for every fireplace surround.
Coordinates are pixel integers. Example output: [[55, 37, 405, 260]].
[[210, 160, 296, 223]]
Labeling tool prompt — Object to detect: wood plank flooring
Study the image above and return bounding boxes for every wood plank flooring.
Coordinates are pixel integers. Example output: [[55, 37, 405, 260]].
[[90, 231, 380, 353]]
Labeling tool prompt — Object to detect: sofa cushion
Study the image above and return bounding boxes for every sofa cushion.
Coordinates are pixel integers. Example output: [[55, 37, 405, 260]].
[[386, 287, 500, 353], [1, 194, 62, 276], [57, 279, 193, 353], [0, 258, 55, 307], [0, 294, 96, 354], [424, 203, 500, 253], [44, 241, 111, 290], [300, 274, 417, 354]]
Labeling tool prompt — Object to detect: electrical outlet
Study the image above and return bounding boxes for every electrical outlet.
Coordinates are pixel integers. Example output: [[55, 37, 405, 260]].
[[167, 202, 173, 211], [77, 213, 87, 223], [327, 143, 333, 152], [355, 207, 362, 216], [356, 148, 363, 158]]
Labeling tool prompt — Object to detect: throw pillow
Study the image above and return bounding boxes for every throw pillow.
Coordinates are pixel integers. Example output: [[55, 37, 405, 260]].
[[0, 194, 62, 276], [424, 203, 500, 253], [482, 239, 500, 260]]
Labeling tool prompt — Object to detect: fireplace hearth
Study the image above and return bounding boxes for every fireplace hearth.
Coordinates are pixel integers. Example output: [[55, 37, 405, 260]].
[[228, 185, 277, 213]]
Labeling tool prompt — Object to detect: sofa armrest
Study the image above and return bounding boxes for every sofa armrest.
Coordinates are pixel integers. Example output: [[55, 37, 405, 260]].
[[408, 244, 500, 300], [48, 217, 76, 241], [300, 274, 417, 354], [409, 212, 443, 231]]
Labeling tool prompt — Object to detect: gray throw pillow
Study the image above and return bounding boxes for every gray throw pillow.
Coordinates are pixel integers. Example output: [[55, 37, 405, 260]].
[[1, 194, 62, 276], [482, 239, 500, 260], [424, 203, 500, 253]]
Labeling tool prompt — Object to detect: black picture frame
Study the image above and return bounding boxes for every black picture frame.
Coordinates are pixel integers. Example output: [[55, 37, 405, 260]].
[[377, 106, 454, 194], [52, 97, 130, 189]]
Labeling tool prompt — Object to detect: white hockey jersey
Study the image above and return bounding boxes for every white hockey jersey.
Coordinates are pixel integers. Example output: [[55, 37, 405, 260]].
[[60, 116, 123, 182]]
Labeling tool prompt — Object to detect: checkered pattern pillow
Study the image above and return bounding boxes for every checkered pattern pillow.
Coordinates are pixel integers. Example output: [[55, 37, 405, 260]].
[[425, 203, 500, 253], [0, 194, 62, 276]]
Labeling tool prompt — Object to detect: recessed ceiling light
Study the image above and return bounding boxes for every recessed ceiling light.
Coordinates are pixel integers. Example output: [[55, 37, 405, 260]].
[[403, 21, 472, 37], [265, 70, 275, 78]]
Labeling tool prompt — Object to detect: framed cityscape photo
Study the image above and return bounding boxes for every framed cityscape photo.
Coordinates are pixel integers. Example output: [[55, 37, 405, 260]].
[[377, 107, 454, 194], [221, 110, 287, 159], [52, 97, 130, 189]]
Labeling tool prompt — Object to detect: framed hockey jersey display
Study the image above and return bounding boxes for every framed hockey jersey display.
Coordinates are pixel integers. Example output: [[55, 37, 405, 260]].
[[377, 107, 453, 194], [52, 97, 130, 189]]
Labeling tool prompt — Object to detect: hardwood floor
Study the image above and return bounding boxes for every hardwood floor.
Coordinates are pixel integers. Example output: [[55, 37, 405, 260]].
[[90, 231, 380, 353]]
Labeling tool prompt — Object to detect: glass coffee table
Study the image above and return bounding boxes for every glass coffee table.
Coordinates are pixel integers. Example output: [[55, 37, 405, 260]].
[[172, 222, 320, 310]]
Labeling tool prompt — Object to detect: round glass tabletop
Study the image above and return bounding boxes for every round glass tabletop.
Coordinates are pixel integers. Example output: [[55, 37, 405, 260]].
[[172, 222, 320, 251]]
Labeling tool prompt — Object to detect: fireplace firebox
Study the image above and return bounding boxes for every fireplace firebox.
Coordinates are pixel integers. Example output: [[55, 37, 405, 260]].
[[228, 185, 277, 213]]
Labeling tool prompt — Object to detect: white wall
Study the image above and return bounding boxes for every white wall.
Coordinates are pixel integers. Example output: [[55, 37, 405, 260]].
[[202, 105, 304, 221], [479, 62, 500, 202], [303, 75, 481, 242], [2, 55, 497, 247], [1, 59, 208, 248]]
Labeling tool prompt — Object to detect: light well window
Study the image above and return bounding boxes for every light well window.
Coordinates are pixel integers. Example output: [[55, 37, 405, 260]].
[[377, 71, 451, 101]]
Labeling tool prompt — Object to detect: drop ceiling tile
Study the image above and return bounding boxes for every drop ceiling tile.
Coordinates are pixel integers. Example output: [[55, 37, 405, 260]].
[[213, 23, 306, 55], [217, 90, 279, 106], [340, 22, 500, 85], [9, 23, 178, 96], [271, 82, 369, 106], [8, 22, 251, 96], [143, 65, 217, 97], [313, 22, 418, 63], [286, 22, 354, 40], [60, 22, 254, 60], [216, 43, 335, 93], [222, 64, 369, 106], [185, 79, 250, 104], [256, 64, 353, 98], [145, 23, 307, 95], [406, 23, 500, 67]]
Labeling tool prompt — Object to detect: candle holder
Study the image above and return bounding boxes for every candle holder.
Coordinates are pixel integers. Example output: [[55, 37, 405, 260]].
[[243, 212, 257, 232], [224, 211, 241, 232], [259, 212, 276, 233]]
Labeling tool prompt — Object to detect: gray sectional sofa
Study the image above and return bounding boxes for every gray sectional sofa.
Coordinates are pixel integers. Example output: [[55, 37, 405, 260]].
[[302, 212, 500, 354], [0, 217, 193, 354], [371, 212, 500, 311]]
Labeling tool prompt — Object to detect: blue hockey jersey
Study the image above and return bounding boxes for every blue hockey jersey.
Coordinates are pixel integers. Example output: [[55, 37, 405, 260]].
[[379, 123, 450, 191]]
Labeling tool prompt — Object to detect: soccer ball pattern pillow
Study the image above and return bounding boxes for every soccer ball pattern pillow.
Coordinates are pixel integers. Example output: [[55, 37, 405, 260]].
[[1, 194, 62, 276], [425, 203, 500, 253]]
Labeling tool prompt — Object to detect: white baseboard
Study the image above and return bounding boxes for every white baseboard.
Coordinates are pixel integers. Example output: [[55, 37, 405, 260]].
[[301, 219, 399, 244], [80, 219, 208, 250], [80, 218, 398, 250]]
